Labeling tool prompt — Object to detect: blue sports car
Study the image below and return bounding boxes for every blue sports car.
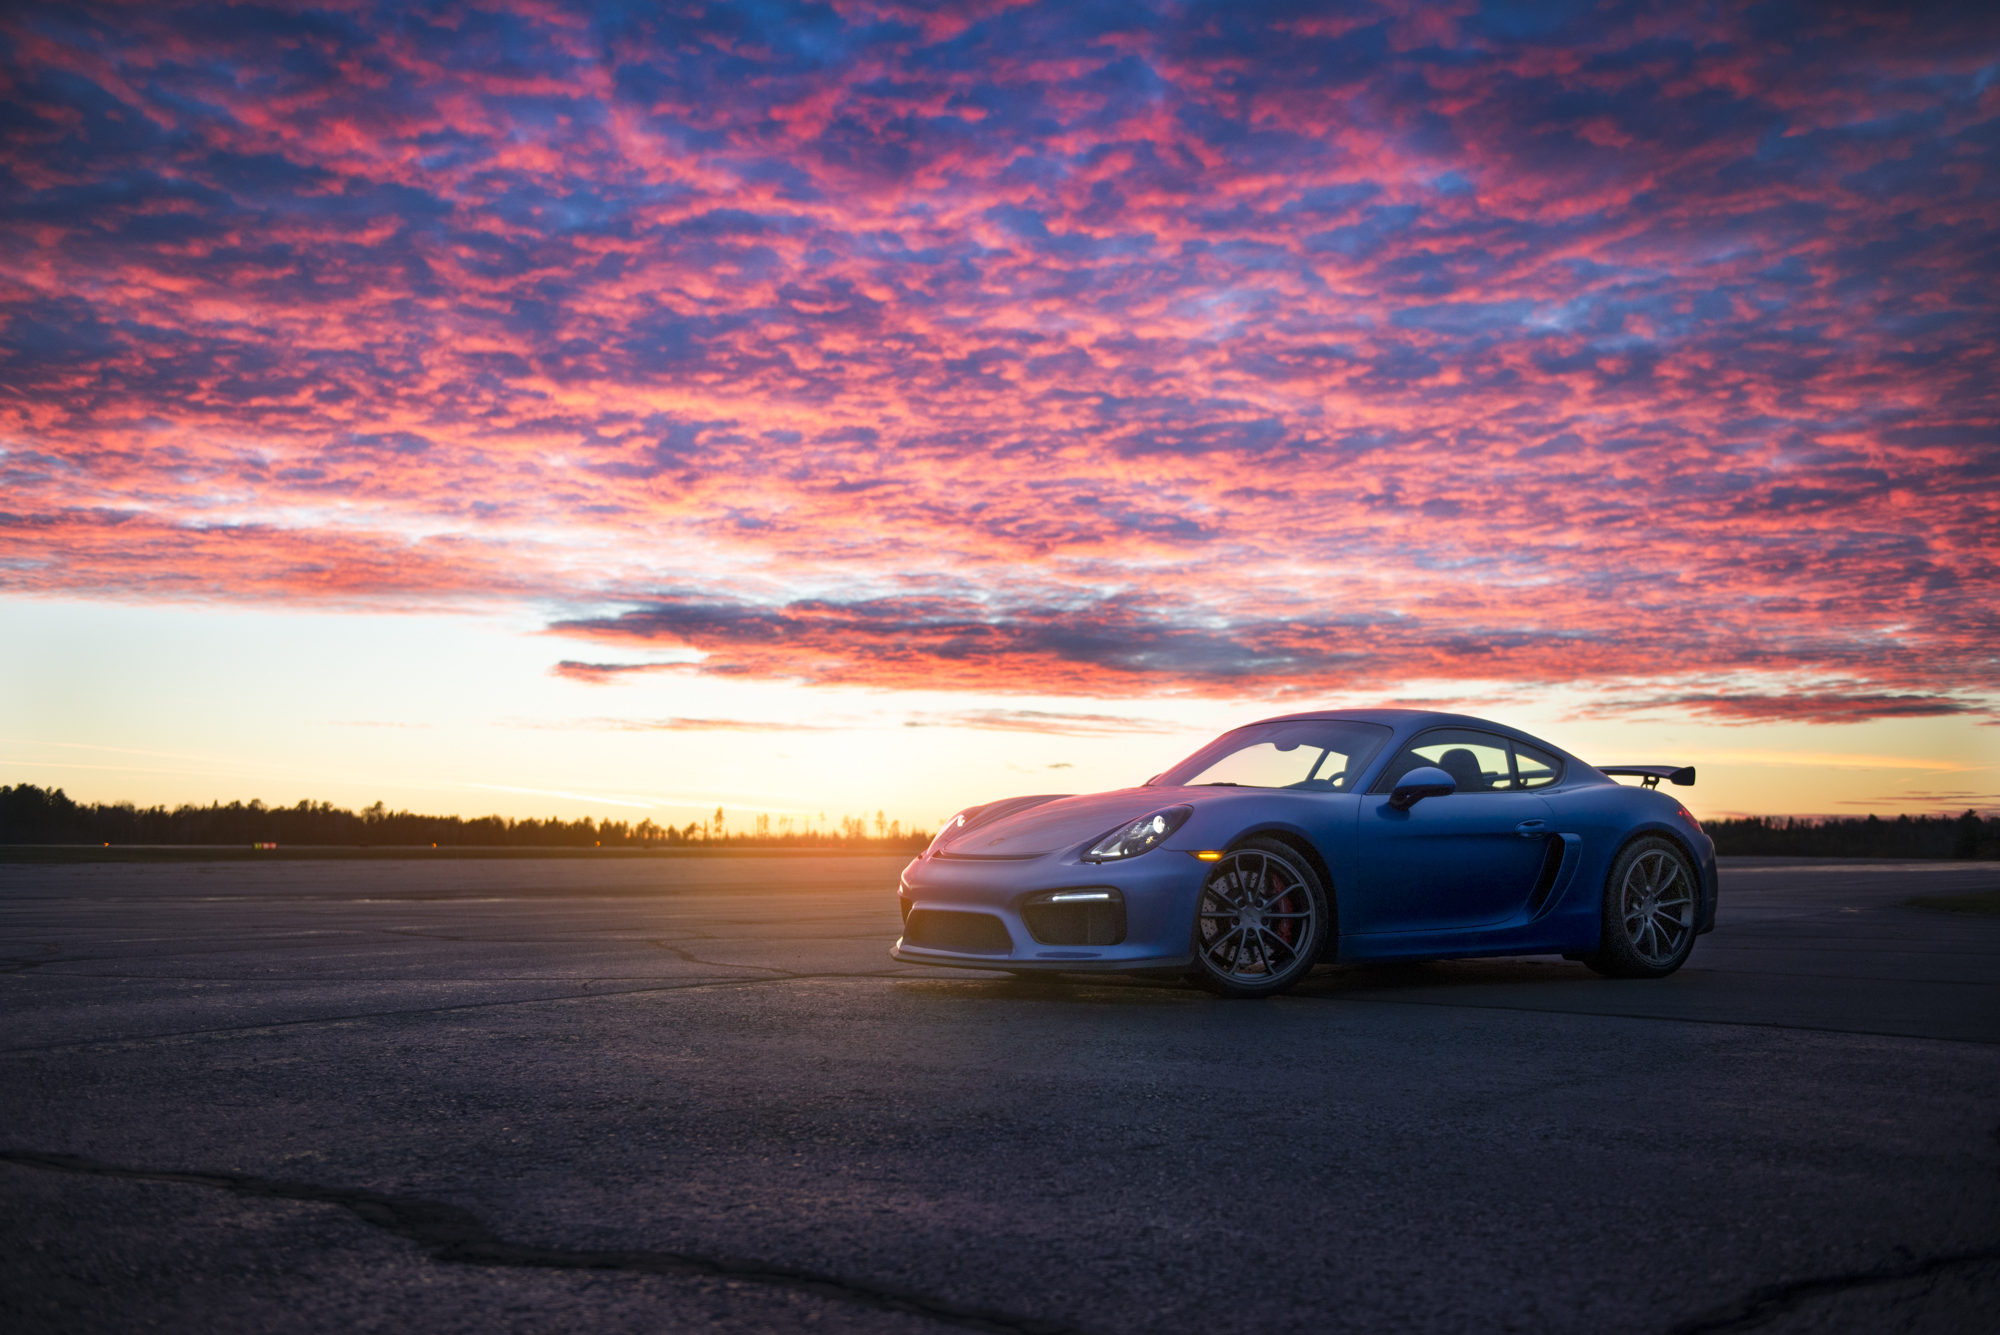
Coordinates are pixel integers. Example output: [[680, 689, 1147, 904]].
[[893, 709, 1715, 997]]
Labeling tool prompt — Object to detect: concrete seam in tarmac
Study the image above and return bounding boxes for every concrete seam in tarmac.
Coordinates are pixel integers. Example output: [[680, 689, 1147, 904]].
[[8, 966, 1996, 1057], [0, 968, 943, 1056]]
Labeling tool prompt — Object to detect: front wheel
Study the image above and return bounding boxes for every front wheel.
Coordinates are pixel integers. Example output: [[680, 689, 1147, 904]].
[[1578, 836, 1698, 978], [1188, 838, 1329, 998]]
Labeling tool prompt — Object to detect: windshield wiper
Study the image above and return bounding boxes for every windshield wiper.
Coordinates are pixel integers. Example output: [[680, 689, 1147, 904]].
[[1194, 782, 1242, 786]]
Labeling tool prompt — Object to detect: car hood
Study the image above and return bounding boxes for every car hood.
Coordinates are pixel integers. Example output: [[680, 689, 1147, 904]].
[[937, 787, 1174, 858]]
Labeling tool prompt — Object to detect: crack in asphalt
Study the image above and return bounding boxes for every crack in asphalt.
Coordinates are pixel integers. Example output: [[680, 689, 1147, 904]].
[[1664, 1247, 2000, 1333], [1667, 1115, 2000, 1331], [0, 944, 64, 974], [645, 938, 801, 974], [0, 1149, 1086, 1335], [8, 1145, 1990, 1335]]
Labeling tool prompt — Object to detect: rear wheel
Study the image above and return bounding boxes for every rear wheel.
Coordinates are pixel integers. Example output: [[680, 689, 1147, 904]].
[[1578, 836, 1697, 978], [1188, 838, 1328, 998]]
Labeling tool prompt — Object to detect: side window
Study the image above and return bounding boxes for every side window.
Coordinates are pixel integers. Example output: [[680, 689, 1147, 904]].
[[1372, 729, 1514, 795], [1512, 738, 1564, 789], [1371, 729, 1567, 793]]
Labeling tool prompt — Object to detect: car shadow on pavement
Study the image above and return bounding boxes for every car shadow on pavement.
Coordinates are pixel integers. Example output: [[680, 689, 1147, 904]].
[[1291, 956, 1599, 996], [888, 956, 1606, 1005]]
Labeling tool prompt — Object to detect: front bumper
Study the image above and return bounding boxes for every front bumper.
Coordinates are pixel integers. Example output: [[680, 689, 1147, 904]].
[[891, 846, 1208, 973]]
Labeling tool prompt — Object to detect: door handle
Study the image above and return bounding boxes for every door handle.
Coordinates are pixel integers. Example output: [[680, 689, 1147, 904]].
[[1515, 819, 1549, 838]]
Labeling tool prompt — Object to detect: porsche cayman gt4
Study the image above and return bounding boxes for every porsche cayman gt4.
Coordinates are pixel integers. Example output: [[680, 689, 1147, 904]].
[[892, 710, 1716, 997]]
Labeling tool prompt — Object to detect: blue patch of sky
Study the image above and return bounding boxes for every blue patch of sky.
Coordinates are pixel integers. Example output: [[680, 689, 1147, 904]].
[[994, 153, 1074, 190], [338, 431, 433, 456], [1287, 183, 1384, 217], [730, 159, 826, 204], [1304, 204, 1422, 257], [1390, 300, 1535, 334]]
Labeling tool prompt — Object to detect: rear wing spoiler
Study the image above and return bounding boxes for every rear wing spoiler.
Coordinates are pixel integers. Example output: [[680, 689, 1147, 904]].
[[1599, 765, 1695, 789]]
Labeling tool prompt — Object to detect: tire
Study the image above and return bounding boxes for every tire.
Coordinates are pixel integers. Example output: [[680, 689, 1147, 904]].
[[1578, 835, 1698, 979], [1188, 837, 1329, 998]]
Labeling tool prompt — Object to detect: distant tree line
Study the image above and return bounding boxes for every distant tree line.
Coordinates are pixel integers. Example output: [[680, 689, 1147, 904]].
[[0, 784, 933, 851], [5, 783, 1995, 858], [1704, 812, 1999, 859]]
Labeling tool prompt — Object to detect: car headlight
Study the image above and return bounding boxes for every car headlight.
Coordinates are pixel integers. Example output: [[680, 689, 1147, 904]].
[[1084, 806, 1192, 862]]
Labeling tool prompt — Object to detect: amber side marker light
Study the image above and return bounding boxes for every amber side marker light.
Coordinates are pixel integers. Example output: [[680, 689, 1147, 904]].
[[1195, 851, 1223, 861]]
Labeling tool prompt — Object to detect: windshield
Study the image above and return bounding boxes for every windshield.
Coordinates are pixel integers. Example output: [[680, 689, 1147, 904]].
[[1152, 719, 1393, 791]]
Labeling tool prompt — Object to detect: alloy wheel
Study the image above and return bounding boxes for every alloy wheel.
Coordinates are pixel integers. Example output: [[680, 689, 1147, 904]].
[[1619, 847, 1693, 967], [1195, 847, 1317, 984]]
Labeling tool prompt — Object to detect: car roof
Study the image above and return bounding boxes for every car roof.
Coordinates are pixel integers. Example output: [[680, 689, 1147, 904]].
[[1241, 708, 1595, 771], [1252, 707, 1503, 729]]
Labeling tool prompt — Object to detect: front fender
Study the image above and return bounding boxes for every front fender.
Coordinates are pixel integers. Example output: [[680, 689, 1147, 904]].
[[1161, 792, 1360, 939]]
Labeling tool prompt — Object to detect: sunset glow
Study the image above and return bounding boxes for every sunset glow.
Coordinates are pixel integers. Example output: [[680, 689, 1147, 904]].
[[4, 1, 1997, 827]]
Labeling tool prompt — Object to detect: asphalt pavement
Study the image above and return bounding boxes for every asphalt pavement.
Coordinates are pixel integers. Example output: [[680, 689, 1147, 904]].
[[2, 853, 1996, 1334]]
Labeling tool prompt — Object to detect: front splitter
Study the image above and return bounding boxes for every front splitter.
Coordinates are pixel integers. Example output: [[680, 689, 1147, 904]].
[[890, 944, 1193, 973]]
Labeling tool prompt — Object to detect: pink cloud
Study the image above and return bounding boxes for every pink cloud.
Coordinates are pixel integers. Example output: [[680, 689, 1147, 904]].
[[0, 2, 1993, 706], [1602, 692, 1989, 726]]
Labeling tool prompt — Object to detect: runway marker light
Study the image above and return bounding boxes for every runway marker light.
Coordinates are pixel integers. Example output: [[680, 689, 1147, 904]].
[[1195, 850, 1223, 861]]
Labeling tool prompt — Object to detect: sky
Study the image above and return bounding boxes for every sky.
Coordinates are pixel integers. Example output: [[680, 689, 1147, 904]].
[[3, 0, 1998, 830]]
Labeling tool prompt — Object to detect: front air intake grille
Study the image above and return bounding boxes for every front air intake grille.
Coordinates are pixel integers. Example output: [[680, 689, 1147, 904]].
[[903, 910, 1014, 954], [1021, 889, 1126, 946]]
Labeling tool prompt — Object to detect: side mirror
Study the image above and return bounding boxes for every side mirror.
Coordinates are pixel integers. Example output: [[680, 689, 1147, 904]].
[[1389, 766, 1456, 810]]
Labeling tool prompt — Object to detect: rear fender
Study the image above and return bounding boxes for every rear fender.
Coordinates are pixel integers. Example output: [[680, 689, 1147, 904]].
[[1613, 823, 1715, 935]]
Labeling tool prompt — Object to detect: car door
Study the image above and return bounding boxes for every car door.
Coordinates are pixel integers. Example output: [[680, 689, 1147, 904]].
[[1351, 728, 1555, 933]]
